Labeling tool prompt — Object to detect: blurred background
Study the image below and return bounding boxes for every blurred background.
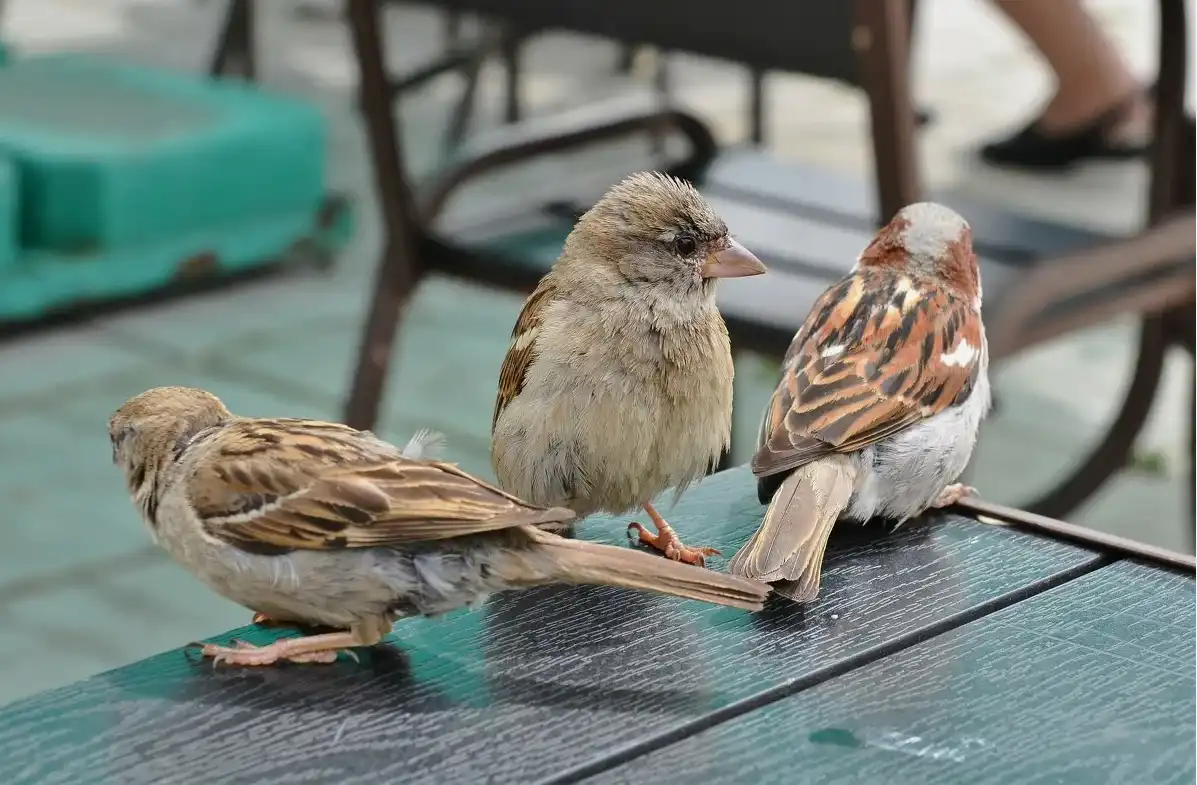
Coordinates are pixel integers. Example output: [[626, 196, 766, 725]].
[[0, 0, 1192, 705]]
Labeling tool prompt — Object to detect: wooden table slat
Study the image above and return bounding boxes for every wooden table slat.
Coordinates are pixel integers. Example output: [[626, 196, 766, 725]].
[[586, 559, 1197, 785], [0, 468, 1103, 785]]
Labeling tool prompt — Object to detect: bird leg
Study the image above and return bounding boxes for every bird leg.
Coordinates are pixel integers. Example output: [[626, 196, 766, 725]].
[[931, 483, 977, 508], [251, 612, 338, 635], [627, 502, 719, 567], [192, 621, 388, 667], [251, 612, 287, 627]]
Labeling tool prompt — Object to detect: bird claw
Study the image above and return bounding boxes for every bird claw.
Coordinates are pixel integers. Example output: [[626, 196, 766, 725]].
[[186, 639, 355, 667], [627, 522, 719, 567], [931, 483, 978, 509], [665, 543, 721, 567]]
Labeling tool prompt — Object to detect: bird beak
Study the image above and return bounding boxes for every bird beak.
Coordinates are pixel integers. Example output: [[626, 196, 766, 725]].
[[701, 239, 767, 279]]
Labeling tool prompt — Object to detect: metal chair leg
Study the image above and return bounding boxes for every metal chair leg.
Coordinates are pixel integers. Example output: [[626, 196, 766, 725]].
[[1187, 363, 1194, 550], [443, 10, 463, 47], [748, 67, 766, 145], [1162, 303, 1195, 548], [343, 0, 427, 430], [647, 49, 674, 157], [499, 28, 523, 124], [1024, 317, 1169, 519], [443, 38, 493, 150], [853, 0, 920, 223], [210, 0, 255, 80]]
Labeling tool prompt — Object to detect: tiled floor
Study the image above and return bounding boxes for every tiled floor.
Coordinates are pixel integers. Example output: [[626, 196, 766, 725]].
[[0, 0, 1191, 706]]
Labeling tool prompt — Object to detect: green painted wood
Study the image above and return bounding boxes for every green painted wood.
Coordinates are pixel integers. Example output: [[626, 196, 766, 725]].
[[0, 467, 1101, 785], [588, 559, 1196, 785]]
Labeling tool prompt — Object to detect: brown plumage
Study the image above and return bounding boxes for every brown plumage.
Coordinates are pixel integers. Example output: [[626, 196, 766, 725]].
[[491, 172, 767, 566], [730, 202, 991, 601], [110, 386, 770, 666]]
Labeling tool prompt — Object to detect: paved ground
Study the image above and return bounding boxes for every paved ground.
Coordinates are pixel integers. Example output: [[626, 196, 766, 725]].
[[0, 0, 1191, 705]]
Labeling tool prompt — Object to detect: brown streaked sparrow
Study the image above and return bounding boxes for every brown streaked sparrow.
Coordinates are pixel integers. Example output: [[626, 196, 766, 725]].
[[729, 202, 990, 602], [490, 172, 767, 566], [109, 387, 770, 666]]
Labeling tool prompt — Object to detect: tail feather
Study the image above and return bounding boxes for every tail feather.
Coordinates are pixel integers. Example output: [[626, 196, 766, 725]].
[[728, 457, 855, 602], [523, 527, 770, 611]]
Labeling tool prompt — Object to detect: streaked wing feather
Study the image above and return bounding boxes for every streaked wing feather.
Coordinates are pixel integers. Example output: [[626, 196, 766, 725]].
[[753, 268, 983, 478], [492, 279, 557, 431], [189, 421, 574, 553]]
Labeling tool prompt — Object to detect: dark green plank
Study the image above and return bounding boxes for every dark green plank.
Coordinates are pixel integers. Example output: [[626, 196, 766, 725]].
[[586, 560, 1195, 785], [0, 468, 1101, 785]]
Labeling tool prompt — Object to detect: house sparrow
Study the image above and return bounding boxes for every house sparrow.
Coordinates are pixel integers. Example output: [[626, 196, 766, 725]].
[[490, 172, 767, 566], [110, 387, 770, 666], [729, 202, 990, 602]]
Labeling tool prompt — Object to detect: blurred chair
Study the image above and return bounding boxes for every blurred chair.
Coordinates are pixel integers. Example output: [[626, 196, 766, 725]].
[[209, 0, 524, 149], [342, 0, 1193, 520]]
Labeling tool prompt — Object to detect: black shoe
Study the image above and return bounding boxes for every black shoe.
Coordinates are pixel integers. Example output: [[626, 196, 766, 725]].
[[980, 91, 1149, 170]]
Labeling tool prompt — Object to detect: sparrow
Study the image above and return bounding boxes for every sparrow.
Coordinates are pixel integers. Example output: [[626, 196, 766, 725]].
[[490, 172, 767, 566], [729, 202, 991, 602], [109, 386, 771, 666]]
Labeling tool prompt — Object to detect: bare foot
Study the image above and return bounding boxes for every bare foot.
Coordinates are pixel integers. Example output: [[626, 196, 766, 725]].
[[189, 631, 363, 667], [626, 502, 718, 567], [931, 483, 977, 509]]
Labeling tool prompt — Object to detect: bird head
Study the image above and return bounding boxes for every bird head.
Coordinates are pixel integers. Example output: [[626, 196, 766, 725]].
[[109, 386, 232, 520], [857, 202, 982, 307], [563, 172, 765, 303]]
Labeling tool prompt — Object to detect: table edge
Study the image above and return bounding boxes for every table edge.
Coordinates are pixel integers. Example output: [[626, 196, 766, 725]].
[[956, 497, 1196, 574]]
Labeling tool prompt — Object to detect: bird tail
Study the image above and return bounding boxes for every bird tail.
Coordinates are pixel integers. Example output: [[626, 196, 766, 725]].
[[521, 527, 770, 612], [727, 456, 856, 603]]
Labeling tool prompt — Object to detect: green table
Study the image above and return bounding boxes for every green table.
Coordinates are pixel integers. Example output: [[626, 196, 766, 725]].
[[0, 467, 1191, 785]]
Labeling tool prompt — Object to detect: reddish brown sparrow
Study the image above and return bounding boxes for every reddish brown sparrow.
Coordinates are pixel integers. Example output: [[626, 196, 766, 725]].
[[109, 387, 770, 666], [729, 202, 990, 602], [490, 172, 767, 566]]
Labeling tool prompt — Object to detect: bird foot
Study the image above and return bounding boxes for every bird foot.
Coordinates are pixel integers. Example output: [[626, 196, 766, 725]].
[[931, 483, 977, 509], [188, 634, 361, 667], [251, 612, 287, 627], [250, 612, 340, 635], [627, 522, 719, 567]]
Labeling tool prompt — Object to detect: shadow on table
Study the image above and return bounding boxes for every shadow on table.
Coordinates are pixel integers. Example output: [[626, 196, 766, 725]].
[[94, 510, 952, 719]]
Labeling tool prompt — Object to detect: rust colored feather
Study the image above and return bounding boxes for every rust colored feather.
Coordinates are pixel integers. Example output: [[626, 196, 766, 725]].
[[752, 266, 984, 479]]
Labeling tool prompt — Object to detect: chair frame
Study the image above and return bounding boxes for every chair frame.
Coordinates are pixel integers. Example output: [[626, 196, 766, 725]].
[[339, 0, 923, 429], [220, 0, 1190, 526]]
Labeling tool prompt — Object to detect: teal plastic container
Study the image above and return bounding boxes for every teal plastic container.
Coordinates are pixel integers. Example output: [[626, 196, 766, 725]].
[[0, 53, 351, 322], [0, 54, 327, 252]]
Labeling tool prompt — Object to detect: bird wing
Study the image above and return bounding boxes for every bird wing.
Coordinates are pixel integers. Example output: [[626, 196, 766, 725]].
[[187, 419, 575, 554], [752, 268, 985, 478], [492, 277, 557, 431]]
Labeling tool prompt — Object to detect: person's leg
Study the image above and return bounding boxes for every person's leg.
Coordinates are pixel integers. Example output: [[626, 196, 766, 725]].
[[982, 0, 1151, 168]]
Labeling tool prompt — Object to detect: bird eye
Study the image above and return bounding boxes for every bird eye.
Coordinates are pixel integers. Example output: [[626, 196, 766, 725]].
[[673, 234, 697, 257]]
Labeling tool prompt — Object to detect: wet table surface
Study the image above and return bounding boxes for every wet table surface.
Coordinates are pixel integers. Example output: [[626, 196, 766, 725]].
[[0, 467, 1191, 785]]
